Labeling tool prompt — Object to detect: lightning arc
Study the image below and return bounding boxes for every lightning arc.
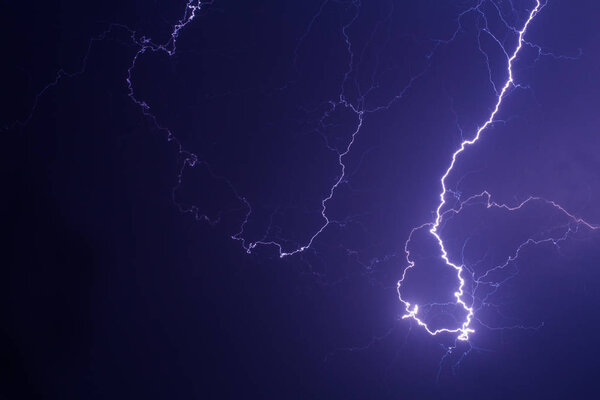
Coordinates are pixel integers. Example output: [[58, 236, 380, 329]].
[[397, 0, 598, 342], [6, 0, 598, 345]]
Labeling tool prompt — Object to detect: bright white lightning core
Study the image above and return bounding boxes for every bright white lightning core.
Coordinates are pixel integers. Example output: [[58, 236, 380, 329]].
[[9, 0, 598, 345], [396, 0, 585, 341]]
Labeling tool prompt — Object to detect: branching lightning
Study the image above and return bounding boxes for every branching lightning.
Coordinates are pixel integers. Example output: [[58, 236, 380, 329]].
[[6, 0, 598, 354], [396, 0, 598, 342]]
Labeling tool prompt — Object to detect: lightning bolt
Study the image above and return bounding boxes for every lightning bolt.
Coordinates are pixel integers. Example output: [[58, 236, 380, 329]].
[[115, 0, 426, 259], [397, 0, 598, 342], [6, 0, 597, 348], [229, 0, 426, 257]]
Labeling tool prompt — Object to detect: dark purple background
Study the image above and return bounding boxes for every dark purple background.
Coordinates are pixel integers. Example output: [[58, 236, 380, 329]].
[[2, 1, 600, 398]]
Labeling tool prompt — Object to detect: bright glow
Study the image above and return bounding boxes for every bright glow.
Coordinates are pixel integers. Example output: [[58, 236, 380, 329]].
[[396, 0, 599, 341], [13, 0, 597, 344]]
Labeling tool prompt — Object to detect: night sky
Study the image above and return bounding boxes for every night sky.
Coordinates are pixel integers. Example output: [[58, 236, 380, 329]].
[[2, 1, 600, 399]]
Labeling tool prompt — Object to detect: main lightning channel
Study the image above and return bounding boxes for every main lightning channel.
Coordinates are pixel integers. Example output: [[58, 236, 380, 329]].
[[398, 0, 543, 341]]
